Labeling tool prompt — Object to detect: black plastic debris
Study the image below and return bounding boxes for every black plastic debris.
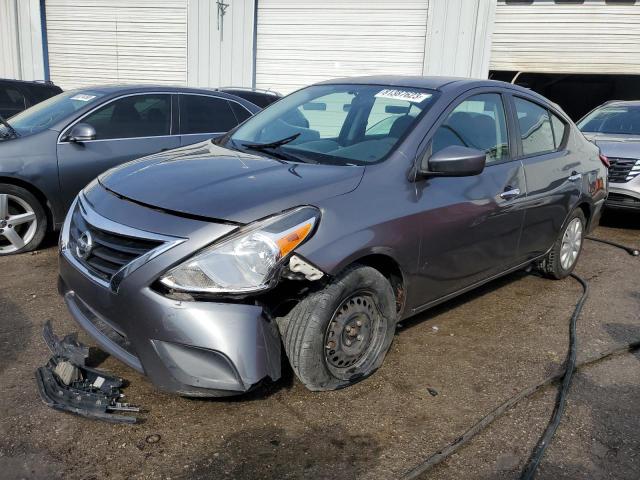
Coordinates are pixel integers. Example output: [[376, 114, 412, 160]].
[[35, 320, 141, 424]]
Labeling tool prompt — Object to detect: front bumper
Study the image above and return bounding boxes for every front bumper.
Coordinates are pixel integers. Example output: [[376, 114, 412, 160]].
[[58, 189, 281, 397], [606, 177, 640, 211]]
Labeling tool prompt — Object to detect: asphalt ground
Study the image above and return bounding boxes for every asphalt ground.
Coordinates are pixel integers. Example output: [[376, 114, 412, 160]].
[[0, 210, 638, 480]]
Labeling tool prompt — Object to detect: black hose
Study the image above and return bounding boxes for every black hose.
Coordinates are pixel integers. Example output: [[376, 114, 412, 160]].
[[585, 236, 640, 256], [518, 273, 587, 480], [403, 237, 639, 480]]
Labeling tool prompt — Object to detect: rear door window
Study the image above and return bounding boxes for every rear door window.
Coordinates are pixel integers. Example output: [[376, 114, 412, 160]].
[[81, 94, 171, 140], [180, 95, 238, 134], [432, 93, 510, 164], [0, 85, 27, 115], [514, 97, 555, 156]]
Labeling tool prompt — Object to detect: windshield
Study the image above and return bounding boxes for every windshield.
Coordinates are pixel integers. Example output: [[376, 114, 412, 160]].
[[0, 90, 104, 137], [578, 104, 640, 136], [227, 84, 438, 165]]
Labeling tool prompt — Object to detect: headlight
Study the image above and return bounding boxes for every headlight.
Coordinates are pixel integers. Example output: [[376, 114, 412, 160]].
[[159, 206, 320, 294]]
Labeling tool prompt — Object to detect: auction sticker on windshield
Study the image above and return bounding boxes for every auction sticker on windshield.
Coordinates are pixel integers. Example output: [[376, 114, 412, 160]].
[[70, 94, 97, 102], [375, 89, 432, 103]]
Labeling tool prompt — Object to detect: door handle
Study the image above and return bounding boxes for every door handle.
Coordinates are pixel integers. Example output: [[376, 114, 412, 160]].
[[500, 188, 521, 200], [568, 172, 581, 182]]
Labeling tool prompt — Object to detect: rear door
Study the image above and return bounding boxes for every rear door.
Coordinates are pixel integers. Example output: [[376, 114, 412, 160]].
[[57, 93, 179, 209], [178, 94, 251, 146], [414, 90, 527, 305], [510, 95, 580, 260]]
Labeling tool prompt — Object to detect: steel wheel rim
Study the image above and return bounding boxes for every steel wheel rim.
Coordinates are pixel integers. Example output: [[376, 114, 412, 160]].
[[324, 292, 382, 373], [0, 194, 38, 254], [560, 217, 583, 270]]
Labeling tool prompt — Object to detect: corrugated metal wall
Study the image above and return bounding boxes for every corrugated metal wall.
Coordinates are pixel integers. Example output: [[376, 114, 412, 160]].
[[424, 0, 495, 78], [255, 0, 431, 94], [45, 0, 188, 89], [0, 0, 45, 81], [187, 0, 255, 89], [491, 0, 640, 74]]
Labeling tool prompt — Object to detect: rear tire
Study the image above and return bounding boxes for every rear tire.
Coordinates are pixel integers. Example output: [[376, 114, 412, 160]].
[[538, 209, 586, 280], [278, 265, 396, 391], [0, 184, 47, 255]]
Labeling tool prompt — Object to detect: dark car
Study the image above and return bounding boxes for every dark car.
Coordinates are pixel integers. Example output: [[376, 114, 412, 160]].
[[58, 76, 607, 397], [217, 87, 281, 108], [0, 78, 62, 119], [578, 100, 640, 211], [0, 85, 260, 255]]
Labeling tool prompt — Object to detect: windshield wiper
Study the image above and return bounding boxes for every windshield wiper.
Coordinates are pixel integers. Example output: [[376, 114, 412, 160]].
[[242, 133, 301, 150], [0, 114, 19, 139]]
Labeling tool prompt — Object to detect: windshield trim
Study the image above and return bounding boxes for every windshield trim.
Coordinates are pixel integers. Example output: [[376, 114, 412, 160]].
[[226, 83, 440, 167]]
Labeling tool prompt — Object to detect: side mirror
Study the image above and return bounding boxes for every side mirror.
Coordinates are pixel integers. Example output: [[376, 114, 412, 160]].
[[66, 123, 96, 143], [419, 145, 486, 178]]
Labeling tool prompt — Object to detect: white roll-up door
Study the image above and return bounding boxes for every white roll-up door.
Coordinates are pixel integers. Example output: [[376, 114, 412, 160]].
[[491, 0, 640, 74], [45, 0, 187, 89], [255, 0, 429, 94]]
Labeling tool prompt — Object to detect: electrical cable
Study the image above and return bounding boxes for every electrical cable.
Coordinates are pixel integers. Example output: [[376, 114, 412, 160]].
[[403, 237, 639, 480]]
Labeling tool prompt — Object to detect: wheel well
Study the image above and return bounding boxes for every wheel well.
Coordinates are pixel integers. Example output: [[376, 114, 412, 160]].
[[577, 202, 592, 229], [0, 176, 54, 230], [353, 254, 405, 315]]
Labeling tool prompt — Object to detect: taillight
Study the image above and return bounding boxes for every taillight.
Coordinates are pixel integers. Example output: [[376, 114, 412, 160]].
[[599, 154, 610, 168]]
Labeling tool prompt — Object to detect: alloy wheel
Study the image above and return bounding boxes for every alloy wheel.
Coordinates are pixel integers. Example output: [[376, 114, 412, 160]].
[[0, 193, 38, 254], [560, 217, 583, 270]]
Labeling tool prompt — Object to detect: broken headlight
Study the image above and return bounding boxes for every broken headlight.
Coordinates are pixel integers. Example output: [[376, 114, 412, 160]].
[[159, 206, 320, 294]]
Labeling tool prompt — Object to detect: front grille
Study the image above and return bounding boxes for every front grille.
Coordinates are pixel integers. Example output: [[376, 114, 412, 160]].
[[608, 157, 640, 183], [69, 204, 162, 283], [607, 193, 640, 206]]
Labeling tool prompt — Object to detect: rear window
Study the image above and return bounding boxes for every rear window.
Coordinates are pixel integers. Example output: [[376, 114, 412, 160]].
[[577, 105, 640, 135]]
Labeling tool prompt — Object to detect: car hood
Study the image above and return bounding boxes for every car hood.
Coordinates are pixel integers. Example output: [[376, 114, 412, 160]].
[[583, 133, 640, 158], [99, 140, 364, 224]]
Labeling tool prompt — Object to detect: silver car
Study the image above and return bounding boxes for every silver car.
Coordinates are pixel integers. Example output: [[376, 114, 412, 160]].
[[578, 100, 640, 211]]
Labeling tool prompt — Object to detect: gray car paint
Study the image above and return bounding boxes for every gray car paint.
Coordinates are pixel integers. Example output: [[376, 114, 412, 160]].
[[0, 85, 260, 229], [59, 76, 607, 396]]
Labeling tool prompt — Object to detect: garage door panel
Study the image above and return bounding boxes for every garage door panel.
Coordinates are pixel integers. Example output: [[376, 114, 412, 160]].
[[256, 0, 429, 94], [491, 1, 640, 74], [45, 0, 187, 89]]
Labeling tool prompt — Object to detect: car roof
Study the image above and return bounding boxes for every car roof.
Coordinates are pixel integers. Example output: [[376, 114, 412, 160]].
[[317, 75, 564, 115]]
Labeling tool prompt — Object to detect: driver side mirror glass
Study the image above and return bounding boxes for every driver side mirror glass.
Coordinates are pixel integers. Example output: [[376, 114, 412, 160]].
[[66, 123, 96, 143], [419, 145, 486, 178]]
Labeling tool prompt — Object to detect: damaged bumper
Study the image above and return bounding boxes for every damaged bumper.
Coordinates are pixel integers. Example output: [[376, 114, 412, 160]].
[[58, 190, 282, 398]]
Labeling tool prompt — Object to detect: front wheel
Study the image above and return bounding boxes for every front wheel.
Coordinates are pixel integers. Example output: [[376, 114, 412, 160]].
[[538, 209, 586, 279], [278, 265, 397, 391], [0, 184, 47, 255]]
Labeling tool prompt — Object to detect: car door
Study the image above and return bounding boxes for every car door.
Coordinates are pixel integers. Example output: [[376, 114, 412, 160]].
[[57, 93, 179, 209], [178, 94, 251, 146], [510, 95, 581, 260], [413, 91, 527, 306]]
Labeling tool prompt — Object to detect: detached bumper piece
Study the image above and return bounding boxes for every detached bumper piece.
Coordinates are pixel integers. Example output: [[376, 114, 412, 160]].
[[35, 321, 141, 424]]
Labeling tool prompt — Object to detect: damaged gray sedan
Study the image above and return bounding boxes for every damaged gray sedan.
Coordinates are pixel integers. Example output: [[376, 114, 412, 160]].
[[58, 76, 607, 396]]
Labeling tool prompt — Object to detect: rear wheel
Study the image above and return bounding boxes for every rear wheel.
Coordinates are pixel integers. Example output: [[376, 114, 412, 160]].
[[278, 265, 396, 391], [0, 184, 47, 255], [538, 209, 586, 279]]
